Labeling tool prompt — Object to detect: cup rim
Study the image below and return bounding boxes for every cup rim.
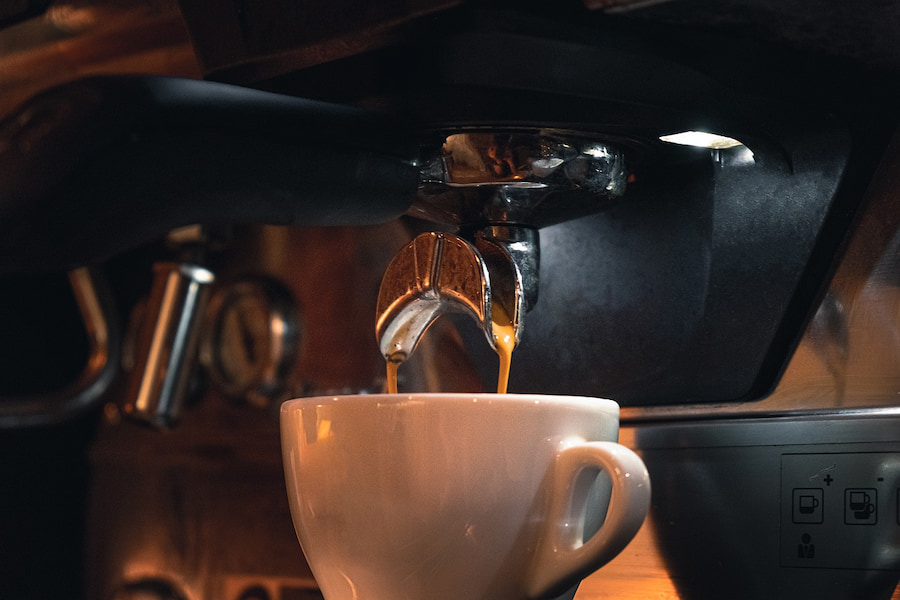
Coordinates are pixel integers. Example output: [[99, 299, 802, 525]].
[[280, 393, 619, 415]]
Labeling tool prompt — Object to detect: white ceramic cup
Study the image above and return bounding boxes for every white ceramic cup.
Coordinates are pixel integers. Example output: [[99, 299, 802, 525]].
[[281, 393, 651, 600]]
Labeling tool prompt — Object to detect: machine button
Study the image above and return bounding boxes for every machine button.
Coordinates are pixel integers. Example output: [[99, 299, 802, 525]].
[[844, 488, 877, 525], [792, 488, 824, 524]]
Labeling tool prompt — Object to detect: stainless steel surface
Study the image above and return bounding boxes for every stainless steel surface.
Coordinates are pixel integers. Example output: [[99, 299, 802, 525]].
[[123, 262, 214, 428], [0, 266, 119, 427], [376, 231, 494, 361], [477, 225, 537, 315], [414, 131, 628, 230]]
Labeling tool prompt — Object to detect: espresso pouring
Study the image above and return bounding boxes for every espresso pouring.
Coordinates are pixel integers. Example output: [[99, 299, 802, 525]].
[[385, 301, 516, 394]]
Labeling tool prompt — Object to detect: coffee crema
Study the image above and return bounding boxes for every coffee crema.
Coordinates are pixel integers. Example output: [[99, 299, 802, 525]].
[[384, 302, 515, 394]]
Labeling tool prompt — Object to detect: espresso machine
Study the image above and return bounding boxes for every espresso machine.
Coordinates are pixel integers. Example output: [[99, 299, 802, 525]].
[[0, 1, 899, 599]]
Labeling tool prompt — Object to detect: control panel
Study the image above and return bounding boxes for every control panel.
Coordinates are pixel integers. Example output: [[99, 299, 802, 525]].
[[781, 452, 900, 569]]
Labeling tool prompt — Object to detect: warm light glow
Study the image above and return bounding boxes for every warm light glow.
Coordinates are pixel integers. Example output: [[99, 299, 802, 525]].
[[659, 131, 745, 149]]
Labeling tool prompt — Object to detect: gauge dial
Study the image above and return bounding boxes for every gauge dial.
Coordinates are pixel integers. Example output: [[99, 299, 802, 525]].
[[201, 276, 300, 406]]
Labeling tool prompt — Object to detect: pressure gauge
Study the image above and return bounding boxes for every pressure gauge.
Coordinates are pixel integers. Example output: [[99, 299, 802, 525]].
[[201, 276, 300, 407]]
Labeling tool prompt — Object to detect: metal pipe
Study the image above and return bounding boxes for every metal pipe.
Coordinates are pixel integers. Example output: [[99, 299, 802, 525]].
[[123, 262, 214, 429]]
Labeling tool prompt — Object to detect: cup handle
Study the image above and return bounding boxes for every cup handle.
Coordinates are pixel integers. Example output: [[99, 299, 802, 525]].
[[526, 441, 651, 598]]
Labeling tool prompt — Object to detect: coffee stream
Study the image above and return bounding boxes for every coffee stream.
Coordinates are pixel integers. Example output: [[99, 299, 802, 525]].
[[490, 302, 515, 395], [385, 302, 516, 394], [385, 358, 400, 395]]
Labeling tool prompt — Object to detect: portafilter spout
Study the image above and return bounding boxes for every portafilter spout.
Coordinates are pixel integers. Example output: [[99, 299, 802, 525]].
[[376, 130, 629, 371], [375, 228, 530, 363]]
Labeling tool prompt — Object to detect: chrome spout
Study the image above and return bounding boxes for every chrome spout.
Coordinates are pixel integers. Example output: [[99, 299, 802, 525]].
[[375, 232, 524, 364]]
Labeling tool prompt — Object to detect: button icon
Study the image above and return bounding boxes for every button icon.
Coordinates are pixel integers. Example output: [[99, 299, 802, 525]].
[[797, 533, 816, 559], [793, 488, 823, 524], [844, 488, 876, 525]]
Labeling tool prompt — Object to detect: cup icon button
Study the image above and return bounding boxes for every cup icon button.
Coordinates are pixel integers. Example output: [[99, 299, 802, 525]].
[[799, 495, 819, 514], [793, 488, 823, 524], [849, 491, 870, 511], [844, 488, 877, 525]]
